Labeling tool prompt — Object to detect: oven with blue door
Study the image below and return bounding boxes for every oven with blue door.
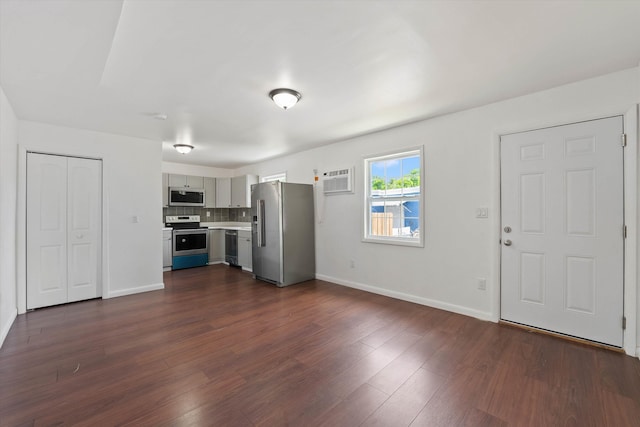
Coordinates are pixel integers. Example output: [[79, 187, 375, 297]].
[[166, 216, 209, 270]]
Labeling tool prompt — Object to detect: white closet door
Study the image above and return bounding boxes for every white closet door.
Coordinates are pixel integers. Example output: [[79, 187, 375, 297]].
[[500, 116, 624, 346], [27, 154, 68, 309], [67, 157, 101, 302], [27, 153, 102, 309]]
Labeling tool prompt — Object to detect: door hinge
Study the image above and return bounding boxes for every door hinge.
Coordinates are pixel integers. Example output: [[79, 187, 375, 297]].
[[621, 133, 627, 147], [622, 316, 627, 330], [623, 225, 627, 239]]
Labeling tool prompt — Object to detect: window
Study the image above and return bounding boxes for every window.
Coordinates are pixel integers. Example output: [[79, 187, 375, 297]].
[[364, 147, 423, 247], [260, 172, 287, 183]]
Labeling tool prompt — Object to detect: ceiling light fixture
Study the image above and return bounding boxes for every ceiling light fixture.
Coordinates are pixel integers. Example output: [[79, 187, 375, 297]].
[[173, 143, 194, 154], [269, 88, 301, 110]]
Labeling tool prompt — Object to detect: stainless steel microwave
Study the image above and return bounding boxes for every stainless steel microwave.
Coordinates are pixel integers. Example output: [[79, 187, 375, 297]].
[[168, 187, 205, 207]]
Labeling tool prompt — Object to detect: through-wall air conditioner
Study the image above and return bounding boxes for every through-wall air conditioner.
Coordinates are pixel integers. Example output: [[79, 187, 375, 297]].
[[322, 167, 353, 194]]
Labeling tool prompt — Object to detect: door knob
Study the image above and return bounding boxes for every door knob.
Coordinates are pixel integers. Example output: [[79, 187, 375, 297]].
[[504, 239, 512, 246]]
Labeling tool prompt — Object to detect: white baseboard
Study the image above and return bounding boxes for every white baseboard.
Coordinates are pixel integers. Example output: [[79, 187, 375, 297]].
[[106, 282, 165, 299], [0, 308, 18, 349], [315, 274, 493, 322]]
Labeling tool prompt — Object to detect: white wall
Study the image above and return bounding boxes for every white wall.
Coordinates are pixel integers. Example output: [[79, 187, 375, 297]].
[[16, 121, 164, 312], [237, 68, 640, 354], [162, 161, 233, 178], [0, 86, 18, 347]]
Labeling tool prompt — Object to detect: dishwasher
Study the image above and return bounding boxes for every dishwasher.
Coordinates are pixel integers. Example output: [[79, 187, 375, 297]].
[[225, 230, 238, 265]]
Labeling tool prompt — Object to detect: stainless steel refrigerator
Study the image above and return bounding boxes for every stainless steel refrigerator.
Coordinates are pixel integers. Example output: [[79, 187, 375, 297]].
[[251, 181, 315, 287]]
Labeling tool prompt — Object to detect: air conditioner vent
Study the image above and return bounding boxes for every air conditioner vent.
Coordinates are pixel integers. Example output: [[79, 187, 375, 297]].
[[322, 167, 353, 194]]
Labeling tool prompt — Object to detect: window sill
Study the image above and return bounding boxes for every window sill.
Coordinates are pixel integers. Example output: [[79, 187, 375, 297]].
[[362, 236, 424, 248]]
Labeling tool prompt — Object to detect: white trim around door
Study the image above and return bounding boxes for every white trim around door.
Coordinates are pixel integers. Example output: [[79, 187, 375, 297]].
[[491, 104, 638, 357]]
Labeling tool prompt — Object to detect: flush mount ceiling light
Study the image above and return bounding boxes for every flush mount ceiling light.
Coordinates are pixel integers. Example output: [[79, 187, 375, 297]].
[[269, 88, 301, 110], [173, 143, 194, 154]]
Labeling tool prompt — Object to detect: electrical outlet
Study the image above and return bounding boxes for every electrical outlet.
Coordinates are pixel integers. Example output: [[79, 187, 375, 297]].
[[206, 211, 211, 217], [242, 211, 246, 217], [477, 278, 486, 290]]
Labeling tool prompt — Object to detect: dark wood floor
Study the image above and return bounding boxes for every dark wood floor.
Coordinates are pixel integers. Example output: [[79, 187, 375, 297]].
[[2, 265, 640, 426]]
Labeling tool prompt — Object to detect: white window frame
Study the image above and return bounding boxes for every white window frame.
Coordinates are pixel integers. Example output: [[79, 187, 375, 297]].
[[363, 146, 424, 247], [260, 172, 287, 183]]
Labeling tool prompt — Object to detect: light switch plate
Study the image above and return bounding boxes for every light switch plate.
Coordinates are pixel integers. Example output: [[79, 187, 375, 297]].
[[475, 207, 489, 218]]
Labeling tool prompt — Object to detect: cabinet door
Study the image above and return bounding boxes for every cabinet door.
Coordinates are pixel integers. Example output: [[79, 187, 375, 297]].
[[163, 231, 172, 268], [216, 177, 231, 207], [231, 176, 245, 207], [204, 177, 216, 208], [208, 229, 225, 262], [231, 175, 258, 208], [168, 174, 186, 187], [186, 175, 204, 188], [238, 230, 252, 269], [169, 174, 203, 188], [162, 173, 169, 207]]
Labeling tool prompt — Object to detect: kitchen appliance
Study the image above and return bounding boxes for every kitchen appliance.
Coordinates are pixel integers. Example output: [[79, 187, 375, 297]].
[[225, 230, 238, 265], [251, 182, 315, 287], [165, 215, 209, 269], [169, 187, 205, 207]]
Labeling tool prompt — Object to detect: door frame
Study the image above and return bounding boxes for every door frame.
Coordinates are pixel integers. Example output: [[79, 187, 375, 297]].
[[491, 105, 638, 357], [17, 149, 106, 314]]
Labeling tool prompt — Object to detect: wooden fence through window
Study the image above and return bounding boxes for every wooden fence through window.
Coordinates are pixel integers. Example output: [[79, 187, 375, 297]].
[[371, 212, 393, 236]]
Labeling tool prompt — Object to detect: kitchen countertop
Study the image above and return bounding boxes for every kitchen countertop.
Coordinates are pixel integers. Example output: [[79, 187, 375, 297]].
[[209, 226, 252, 231], [163, 222, 251, 231], [201, 222, 251, 231]]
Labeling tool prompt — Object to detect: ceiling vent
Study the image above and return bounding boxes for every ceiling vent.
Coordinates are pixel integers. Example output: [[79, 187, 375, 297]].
[[322, 167, 353, 194]]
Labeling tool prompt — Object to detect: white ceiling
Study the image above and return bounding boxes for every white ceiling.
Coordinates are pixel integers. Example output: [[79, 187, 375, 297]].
[[1, 1, 640, 168]]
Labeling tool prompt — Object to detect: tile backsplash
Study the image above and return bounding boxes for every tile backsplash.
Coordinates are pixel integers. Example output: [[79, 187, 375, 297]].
[[163, 207, 252, 222]]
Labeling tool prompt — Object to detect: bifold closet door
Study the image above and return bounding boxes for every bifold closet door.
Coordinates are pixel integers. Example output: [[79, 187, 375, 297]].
[[27, 153, 102, 309]]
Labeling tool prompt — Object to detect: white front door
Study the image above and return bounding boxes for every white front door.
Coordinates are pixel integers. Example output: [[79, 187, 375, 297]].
[[500, 116, 624, 347], [27, 153, 102, 309]]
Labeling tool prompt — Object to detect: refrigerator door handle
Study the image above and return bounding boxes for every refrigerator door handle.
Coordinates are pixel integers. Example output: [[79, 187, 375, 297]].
[[257, 199, 265, 247]]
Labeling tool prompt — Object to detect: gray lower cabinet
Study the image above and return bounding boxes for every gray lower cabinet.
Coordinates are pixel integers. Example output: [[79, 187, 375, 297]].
[[238, 230, 252, 270], [162, 173, 169, 207], [209, 229, 225, 263], [162, 229, 172, 269]]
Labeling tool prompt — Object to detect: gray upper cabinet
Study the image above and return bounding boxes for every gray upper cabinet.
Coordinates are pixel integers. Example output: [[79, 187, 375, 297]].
[[169, 174, 204, 188], [231, 174, 258, 208], [162, 173, 169, 207], [216, 177, 232, 207], [204, 177, 216, 208], [187, 175, 204, 188], [163, 174, 256, 208]]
